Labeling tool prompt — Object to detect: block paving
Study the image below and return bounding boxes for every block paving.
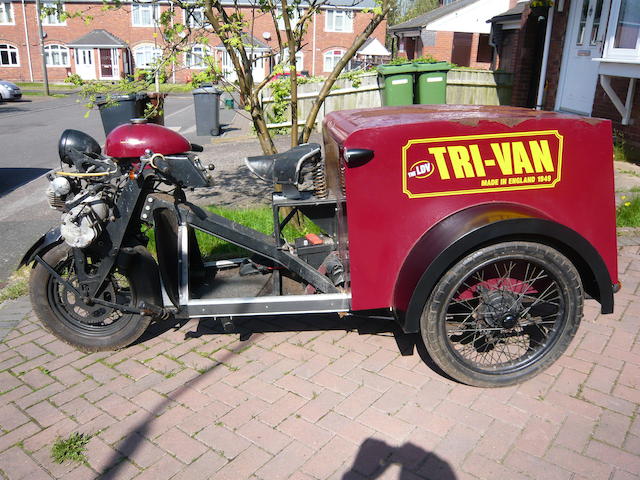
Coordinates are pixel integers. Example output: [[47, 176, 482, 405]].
[[0, 245, 639, 479]]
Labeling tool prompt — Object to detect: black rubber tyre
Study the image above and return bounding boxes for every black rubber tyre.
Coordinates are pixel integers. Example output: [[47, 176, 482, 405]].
[[420, 242, 583, 387], [30, 244, 154, 352]]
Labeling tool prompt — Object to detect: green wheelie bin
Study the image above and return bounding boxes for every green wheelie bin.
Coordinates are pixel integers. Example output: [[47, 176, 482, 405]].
[[414, 61, 452, 105], [377, 63, 416, 106]]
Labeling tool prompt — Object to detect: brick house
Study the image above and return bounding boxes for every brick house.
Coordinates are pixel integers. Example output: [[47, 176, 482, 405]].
[[388, 0, 511, 69], [0, 0, 386, 83], [490, 0, 640, 151]]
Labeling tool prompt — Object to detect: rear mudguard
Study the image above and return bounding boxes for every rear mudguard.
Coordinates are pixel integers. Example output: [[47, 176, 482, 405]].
[[394, 203, 614, 334], [19, 227, 63, 269]]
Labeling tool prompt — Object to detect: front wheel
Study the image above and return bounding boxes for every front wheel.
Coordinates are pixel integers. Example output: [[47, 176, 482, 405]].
[[30, 244, 155, 352], [420, 242, 583, 387]]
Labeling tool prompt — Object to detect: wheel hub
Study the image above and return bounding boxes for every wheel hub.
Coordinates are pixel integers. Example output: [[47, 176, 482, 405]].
[[477, 287, 522, 329], [58, 277, 117, 325]]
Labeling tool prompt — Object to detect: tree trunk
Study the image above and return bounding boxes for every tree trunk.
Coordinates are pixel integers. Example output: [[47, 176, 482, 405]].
[[280, 0, 299, 148], [300, 4, 390, 143]]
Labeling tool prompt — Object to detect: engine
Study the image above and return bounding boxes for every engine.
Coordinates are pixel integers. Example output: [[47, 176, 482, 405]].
[[60, 192, 110, 248], [46, 123, 207, 249]]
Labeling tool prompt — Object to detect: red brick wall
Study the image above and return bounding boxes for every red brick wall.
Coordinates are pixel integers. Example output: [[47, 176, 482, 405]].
[[422, 31, 454, 62], [541, 1, 570, 111], [419, 31, 491, 69], [494, 29, 518, 72], [592, 78, 640, 148], [510, 5, 550, 107], [0, 2, 166, 82], [0, 2, 386, 83]]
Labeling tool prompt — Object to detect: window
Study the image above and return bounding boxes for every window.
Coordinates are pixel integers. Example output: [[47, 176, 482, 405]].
[[275, 51, 304, 71], [277, 7, 301, 31], [602, 0, 640, 61], [186, 44, 211, 69], [0, 44, 18, 66], [134, 44, 162, 68], [185, 6, 207, 27], [323, 49, 344, 72], [41, 1, 65, 26], [0, 1, 14, 24], [132, 3, 159, 27], [612, 0, 639, 50], [44, 44, 69, 66], [325, 9, 352, 33]]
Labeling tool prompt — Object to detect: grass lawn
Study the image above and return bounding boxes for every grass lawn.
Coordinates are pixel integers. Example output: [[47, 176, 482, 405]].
[[617, 195, 640, 227], [0, 205, 320, 305], [21, 91, 67, 97], [146, 205, 321, 260], [15, 82, 78, 91], [14, 82, 196, 95]]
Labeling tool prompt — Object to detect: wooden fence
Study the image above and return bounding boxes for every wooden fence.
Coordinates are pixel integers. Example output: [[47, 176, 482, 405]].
[[446, 69, 513, 106], [261, 69, 513, 130]]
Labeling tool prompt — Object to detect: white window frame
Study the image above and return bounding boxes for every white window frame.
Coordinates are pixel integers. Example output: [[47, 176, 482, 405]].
[[323, 48, 345, 72], [0, 1, 14, 25], [277, 7, 301, 31], [0, 44, 19, 66], [184, 5, 207, 28], [44, 44, 70, 67], [275, 51, 304, 71], [132, 3, 159, 27], [185, 44, 211, 69], [41, 1, 66, 26], [325, 9, 353, 33], [603, 0, 640, 62], [133, 44, 162, 69]]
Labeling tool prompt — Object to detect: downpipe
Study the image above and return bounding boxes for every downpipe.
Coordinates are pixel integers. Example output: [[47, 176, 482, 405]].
[[536, 4, 555, 110]]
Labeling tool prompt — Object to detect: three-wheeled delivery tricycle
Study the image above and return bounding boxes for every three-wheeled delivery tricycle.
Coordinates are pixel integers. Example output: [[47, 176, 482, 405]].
[[21, 105, 619, 387]]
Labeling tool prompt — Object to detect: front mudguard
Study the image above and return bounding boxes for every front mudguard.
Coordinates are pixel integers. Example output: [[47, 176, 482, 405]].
[[19, 227, 63, 269]]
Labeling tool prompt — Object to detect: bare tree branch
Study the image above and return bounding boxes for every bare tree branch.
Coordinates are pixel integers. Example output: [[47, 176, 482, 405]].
[[300, 1, 390, 143]]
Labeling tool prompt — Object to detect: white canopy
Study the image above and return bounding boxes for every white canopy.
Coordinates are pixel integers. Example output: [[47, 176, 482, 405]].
[[357, 38, 391, 57]]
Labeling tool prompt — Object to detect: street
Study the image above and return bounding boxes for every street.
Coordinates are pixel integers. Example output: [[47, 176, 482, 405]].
[[0, 93, 236, 283]]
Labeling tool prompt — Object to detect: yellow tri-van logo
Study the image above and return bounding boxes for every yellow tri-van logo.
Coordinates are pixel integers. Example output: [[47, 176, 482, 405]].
[[402, 130, 564, 198]]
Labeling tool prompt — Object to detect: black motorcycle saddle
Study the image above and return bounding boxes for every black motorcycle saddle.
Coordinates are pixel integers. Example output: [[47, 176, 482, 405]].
[[245, 143, 321, 186]]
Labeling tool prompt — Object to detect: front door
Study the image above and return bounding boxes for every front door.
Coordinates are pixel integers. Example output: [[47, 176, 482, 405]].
[[99, 48, 118, 79], [555, 0, 610, 115], [75, 48, 96, 80]]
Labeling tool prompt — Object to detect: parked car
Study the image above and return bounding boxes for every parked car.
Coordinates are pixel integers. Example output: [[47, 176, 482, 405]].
[[0, 80, 22, 101]]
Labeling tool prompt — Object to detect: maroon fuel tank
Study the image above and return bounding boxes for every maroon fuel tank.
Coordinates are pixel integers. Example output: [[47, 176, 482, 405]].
[[104, 121, 191, 158]]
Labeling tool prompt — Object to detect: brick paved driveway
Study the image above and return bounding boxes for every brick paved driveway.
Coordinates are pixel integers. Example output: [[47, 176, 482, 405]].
[[1, 247, 639, 479]]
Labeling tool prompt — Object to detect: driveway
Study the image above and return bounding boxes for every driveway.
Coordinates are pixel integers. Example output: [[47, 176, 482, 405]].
[[0, 246, 638, 479]]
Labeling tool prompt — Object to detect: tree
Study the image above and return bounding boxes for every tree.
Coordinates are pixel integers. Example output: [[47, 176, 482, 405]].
[[391, 0, 438, 24], [94, 0, 390, 155], [194, 0, 390, 153]]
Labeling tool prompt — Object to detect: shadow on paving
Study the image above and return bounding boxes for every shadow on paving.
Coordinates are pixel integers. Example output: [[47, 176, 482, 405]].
[[99, 315, 454, 478], [98, 346, 249, 478], [0, 167, 50, 196], [188, 165, 274, 208], [343, 438, 456, 479], [97, 315, 453, 477], [138, 312, 452, 380]]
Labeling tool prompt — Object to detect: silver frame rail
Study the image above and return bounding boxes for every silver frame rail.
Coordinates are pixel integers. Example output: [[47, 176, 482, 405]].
[[187, 293, 351, 318]]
